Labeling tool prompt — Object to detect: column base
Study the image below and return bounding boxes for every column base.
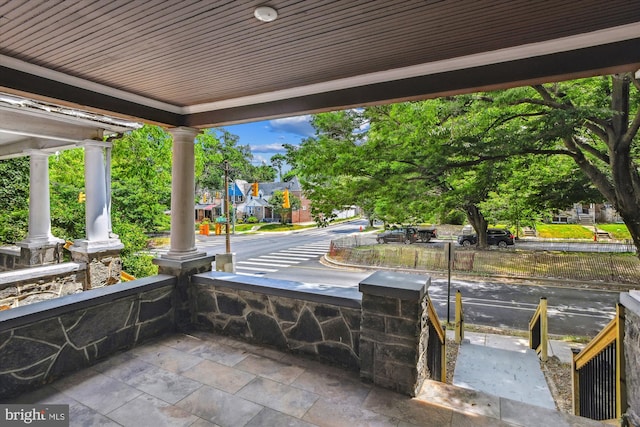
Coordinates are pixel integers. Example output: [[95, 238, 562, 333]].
[[16, 238, 66, 267], [162, 249, 207, 261], [69, 240, 124, 290], [70, 238, 124, 253]]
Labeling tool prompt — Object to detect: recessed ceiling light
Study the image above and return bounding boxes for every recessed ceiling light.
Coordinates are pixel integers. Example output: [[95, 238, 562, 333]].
[[254, 6, 278, 22]]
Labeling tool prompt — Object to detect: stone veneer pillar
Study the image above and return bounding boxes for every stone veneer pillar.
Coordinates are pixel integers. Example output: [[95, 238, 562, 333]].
[[70, 140, 123, 289], [621, 290, 640, 426], [359, 271, 431, 396], [16, 150, 64, 266]]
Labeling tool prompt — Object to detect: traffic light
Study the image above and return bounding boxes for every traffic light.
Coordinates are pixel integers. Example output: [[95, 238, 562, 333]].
[[203, 193, 207, 202], [78, 192, 86, 203], [282, 189, 290, 208], [252, 182, 259, 196]]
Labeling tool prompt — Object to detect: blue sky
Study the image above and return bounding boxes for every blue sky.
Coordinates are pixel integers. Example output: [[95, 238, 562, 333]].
[[223, 114, 315, 167]]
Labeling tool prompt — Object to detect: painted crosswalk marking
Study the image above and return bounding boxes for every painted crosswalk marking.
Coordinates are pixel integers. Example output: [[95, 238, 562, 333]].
[[235, 242, 331, 274]]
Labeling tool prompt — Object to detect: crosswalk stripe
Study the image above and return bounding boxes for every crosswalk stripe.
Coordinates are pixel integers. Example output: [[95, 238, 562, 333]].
[[239, 260, 292, 267], [257, 256, 301, 263], [235, 266, 279, 272], [278, 250, 325, 255], [272, 253, 311, 260]]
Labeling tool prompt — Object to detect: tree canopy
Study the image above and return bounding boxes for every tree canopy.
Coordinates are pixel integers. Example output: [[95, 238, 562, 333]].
[[288, 73, 640, 252]]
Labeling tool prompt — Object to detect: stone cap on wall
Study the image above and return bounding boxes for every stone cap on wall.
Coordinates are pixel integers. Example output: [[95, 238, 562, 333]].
[[359, 271, 430, 300], [0, 262, 84, 286], [0, 274, 177, 331], [192, 271, 361, 308]]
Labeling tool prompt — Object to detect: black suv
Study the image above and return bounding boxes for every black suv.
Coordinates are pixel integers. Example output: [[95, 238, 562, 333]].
[[377, 227, 418, 244], [457, 228, 515, 248]]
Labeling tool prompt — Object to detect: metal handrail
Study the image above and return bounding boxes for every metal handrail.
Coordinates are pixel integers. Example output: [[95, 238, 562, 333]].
[[426, 294, 446, 382], [571, 304, 626, 421], [528, 297, 548, 362], [455, 290, 464, 344]]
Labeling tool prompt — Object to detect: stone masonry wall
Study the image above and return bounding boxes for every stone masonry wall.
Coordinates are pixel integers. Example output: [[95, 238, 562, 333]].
[[358, 271, 432, 397], [0, 277, 176, 399], [0, 271, 84, 309], [192, 284, 362, 369], [623, 296, 640, 427]]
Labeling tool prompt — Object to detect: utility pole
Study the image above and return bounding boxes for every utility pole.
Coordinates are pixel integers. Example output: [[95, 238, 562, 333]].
[[224, 160, 231, 253]]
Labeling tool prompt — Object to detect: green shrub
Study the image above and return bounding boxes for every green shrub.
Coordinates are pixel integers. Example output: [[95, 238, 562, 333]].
[[246, 216, 259, 223], [122, 254, 158, 278]]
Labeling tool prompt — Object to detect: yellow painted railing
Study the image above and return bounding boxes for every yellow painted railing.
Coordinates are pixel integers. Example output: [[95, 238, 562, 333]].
[[528, 297, 548, 362], [455, 290, 464, 344], [572, 304, 626, 422], [426, 294, 447, 382], [120, 271, 136, 282]]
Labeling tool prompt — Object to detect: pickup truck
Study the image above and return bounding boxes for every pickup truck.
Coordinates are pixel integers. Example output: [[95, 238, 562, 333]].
[[416, 226, 437, 242]]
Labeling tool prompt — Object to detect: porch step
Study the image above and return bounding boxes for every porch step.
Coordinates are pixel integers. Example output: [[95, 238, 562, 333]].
[[452, 342, 556, 409], [417, 379, 606, 426]]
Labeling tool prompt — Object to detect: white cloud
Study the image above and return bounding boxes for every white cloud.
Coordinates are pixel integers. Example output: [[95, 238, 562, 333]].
[[250, 143, 287, 153], [269, 115, 314, 137]]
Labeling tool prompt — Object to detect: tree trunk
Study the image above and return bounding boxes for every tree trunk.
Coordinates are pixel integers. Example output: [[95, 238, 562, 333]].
[[607, 74, 640, 257], [465, 204, 488, 247]]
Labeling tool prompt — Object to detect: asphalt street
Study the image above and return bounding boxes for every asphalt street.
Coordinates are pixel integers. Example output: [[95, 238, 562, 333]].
[[162, 220, 624, 337]]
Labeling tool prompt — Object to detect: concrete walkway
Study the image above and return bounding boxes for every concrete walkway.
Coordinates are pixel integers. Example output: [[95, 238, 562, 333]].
[[449, 331, 582, 410]]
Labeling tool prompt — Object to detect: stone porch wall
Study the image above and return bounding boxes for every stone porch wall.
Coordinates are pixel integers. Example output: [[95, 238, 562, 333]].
[[191, 272, 362, 369], [0, 274, 177, 400], [0, 263, 85, 309], [621, 291, 640, 427]]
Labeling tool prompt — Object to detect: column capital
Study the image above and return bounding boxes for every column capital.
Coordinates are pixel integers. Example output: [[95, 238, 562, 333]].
[[23, 149, 50, 158], [168, 127, 200, 141], [81, 139, 112, 149]]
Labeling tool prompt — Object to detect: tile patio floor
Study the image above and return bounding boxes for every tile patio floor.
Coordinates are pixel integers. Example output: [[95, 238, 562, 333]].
[[6, 331, 605, 427]]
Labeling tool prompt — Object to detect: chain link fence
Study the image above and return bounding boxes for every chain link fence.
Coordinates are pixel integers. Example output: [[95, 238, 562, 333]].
[[328, 235, 640, 284]]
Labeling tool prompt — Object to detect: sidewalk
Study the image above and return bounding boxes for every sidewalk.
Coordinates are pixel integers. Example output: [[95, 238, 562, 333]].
[[447, 330, 583, 410]]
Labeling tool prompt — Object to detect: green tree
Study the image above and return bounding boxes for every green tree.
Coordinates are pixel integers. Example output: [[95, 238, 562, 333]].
[[0, 157, 29, 243], [49, 149, 86, 240], [269, 190, 301, 223], [111, 125, 172, 233], [270, 153, 287, 181]]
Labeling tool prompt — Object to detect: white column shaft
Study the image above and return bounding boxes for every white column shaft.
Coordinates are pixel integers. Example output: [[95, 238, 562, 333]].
[[27, 151, 53, 240], [84, 142, 109, 241], [167, 127, 199, 258]]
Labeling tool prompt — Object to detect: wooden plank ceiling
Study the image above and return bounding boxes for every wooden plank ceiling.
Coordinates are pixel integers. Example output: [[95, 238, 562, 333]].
[[1, 0, 640, 127]]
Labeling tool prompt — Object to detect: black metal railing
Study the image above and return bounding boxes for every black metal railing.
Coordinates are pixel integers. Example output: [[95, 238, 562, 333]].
[[572, 304, 626, 422], [455, 290, 464, 344]]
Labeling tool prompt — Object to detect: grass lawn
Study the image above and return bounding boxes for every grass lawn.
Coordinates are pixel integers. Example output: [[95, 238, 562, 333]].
[[534, 223, 594, 239], [597, 223, 631, 239]]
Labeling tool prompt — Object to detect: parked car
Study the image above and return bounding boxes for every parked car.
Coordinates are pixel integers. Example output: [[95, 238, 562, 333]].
[[377, 227, 418, 244], [416, 226, 437, 242], [457, 228, 515, 248]]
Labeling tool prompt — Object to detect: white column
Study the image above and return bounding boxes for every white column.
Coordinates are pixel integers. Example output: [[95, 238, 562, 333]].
[[72, 140, 122, 252], [19, 150, 63, 247], [165, 127, 204, 260], [84, 140, 110, 241]]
